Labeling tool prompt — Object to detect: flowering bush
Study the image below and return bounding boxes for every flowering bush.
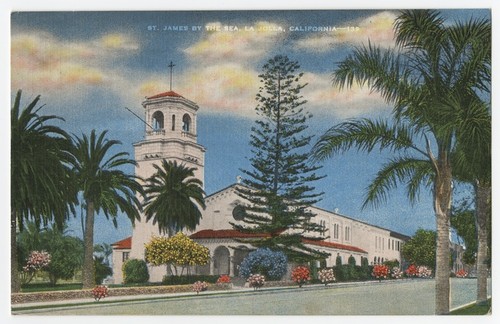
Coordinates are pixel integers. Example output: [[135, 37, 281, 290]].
[[216, 274, 231, 285], [455, 269, 468, 278], [405, 264, 418, 278], [417, 266, 432, 278], [391, 267, 402, 279], [318, 268, 336, 286], [239, 248, 288, 280], [192, 281, 209, 294], [372, 264, 389, 280], [291, 266, 311, 287], [145, 233, 210, 275], [22, 250, 51, 284], [91, 285, 109, 301], [247, 274, 265, 290], [23, 250, 51, 273]]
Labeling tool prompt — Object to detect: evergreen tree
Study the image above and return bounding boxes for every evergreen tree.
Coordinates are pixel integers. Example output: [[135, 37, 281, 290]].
[[231, 55, 327, 263]]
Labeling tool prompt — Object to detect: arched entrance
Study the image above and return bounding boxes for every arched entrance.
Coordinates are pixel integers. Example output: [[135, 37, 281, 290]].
[[213, 246, 230, 275], [232, 246, 250, 277]]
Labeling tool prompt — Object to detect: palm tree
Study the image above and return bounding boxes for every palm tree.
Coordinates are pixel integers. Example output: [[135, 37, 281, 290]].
[[70, 130, 143, 289], [94, 243, 113, 265], [312, 10, 490, 314], [11, 90, 77, 292], [451, 96, 491, 305], [143, 160, 205, 235]]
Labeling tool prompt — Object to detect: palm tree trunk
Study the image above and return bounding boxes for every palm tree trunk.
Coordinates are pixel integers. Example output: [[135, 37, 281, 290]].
[[475, 180, 490, 305], [82, 200, 95, 289], [11, 211, 20, 293], [434, 163, 452, 315]]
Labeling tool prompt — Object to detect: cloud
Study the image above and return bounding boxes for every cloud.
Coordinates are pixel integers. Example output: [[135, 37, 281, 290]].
[[302, 72, 389, 118], [99, 33, 139, 51], [11, 31, 139, 97], [184, 21, 285, 64], [294, 11, 398, 52], [137, 64, 260, 117]]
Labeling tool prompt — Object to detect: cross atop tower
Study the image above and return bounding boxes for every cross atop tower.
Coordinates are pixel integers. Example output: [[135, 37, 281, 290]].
[[168, 61, 175, 91]]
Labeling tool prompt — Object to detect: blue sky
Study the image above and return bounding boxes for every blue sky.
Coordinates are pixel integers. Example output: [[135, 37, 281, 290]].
[[9, 7, 491, 245]]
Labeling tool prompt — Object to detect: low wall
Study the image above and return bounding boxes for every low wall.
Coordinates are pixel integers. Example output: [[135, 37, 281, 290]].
[[12, 284, 229, 304]]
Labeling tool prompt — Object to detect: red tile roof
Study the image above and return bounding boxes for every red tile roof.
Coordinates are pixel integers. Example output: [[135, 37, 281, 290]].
[[190, 229, 270, 239], [147, 90, 183, 100], [190, 229, 367, 253], [111, 236, 132, 249], [302, 239, 367, 254]]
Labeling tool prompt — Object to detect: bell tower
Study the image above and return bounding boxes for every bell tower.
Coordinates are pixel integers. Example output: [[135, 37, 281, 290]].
[[129, 75, 206, 281], [133, 90, 205, 184]]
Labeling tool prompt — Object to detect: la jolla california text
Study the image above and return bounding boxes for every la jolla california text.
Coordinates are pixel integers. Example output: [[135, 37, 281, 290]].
[[150, 25, 360, 32]]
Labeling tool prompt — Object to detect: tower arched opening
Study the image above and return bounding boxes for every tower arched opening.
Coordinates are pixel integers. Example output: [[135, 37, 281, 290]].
[[152, 111, 164, 130]]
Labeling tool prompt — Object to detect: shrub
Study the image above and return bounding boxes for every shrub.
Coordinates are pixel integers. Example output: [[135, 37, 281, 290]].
[[162, 275, 219, 285], [405, 264, 418, 278], [122, 259, 150, 284], [361, 257, 369, 268], [91, 285, 109, 301], [372, 264, 390, 280], [144, 233, 210, 276], [334, 264, 371, 282], [383, 259, 400, 269], [94, 256, 112, 284], [348, 255, 356, 266], [192, 281, 208, 294], [318, 268, 336, 286], [247, 274, 265, 290], [335, 254, 342, 267], [417, 265, 432, 278], [391, 267, 402, 279], [216, 274, 231, 284], [22, 251, 51, 284], [291, 266, 311, 287], [239, 248, 287, 280]]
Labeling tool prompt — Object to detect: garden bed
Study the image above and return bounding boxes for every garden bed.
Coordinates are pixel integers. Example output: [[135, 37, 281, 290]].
[[12, 283, 230, 304]]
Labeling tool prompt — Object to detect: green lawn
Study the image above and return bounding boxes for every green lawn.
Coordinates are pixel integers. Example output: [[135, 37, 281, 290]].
[[450, 299, 491, 315]]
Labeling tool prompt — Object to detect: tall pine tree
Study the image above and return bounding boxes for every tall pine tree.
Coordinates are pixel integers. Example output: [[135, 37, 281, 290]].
[[231, 55, 328, 263]]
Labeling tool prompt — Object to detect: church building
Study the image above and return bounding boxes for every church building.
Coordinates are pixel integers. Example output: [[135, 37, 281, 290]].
[[111, 89, 410, 284]]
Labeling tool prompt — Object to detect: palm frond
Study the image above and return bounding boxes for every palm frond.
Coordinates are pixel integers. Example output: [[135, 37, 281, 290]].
[[363, 156, 433, 209], [312, 118, 427, 162]]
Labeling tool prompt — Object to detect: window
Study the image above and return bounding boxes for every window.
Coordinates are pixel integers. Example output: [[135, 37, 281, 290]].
[[232, 205, 245, 221], [375, 236, 378, 249], [333, 224, 339, 239], [392, 240, 395, 250], [388, 239, 391, 249], [345, 226, 350, 241], [320, 220, 326, 236], [122, 252, 130, 262], [182, 113, 191, 132], [171, 115, 176, 131]]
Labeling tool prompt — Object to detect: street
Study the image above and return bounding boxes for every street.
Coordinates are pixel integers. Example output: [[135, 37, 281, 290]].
[[13, 278, 491, 315]]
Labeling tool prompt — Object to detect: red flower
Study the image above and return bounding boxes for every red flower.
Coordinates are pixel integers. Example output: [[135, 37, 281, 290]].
[[91, 285, 109, 301], [372, 265, 389, 280], [216, 275, 231, 284], [405, 264, 418, 277], [291, 266, 311, 287]]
